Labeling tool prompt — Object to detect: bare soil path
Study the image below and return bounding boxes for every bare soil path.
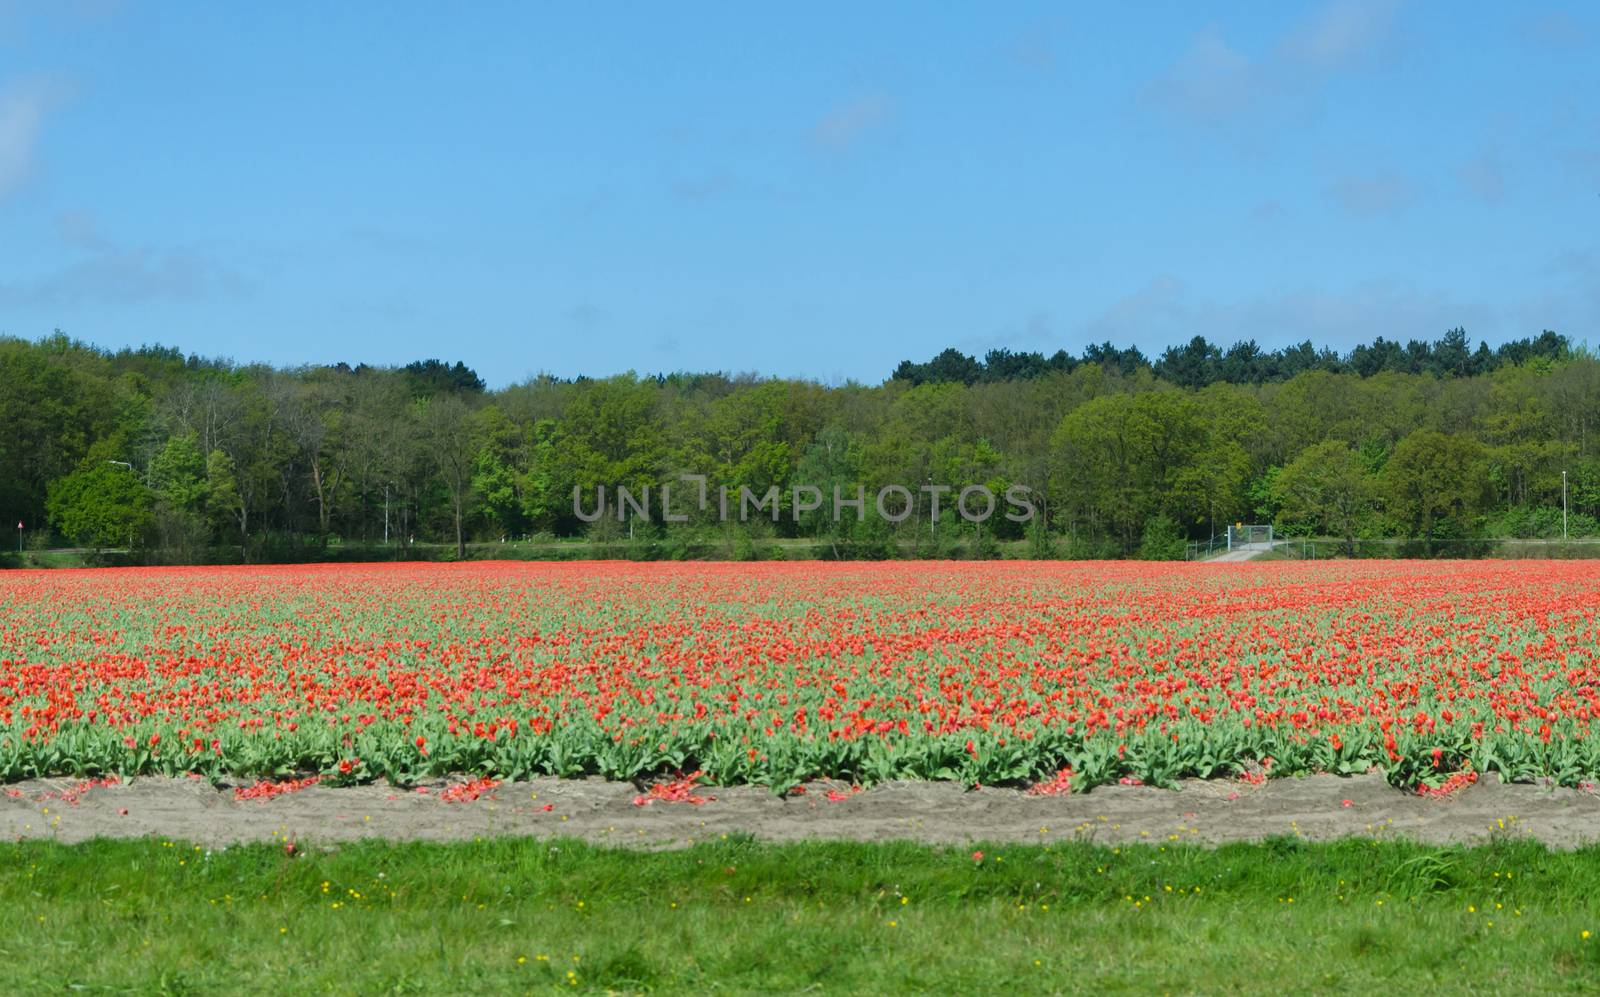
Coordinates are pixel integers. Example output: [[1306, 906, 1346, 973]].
[[1207, 542, 1275, 561], [6, 773, 1598, 849]]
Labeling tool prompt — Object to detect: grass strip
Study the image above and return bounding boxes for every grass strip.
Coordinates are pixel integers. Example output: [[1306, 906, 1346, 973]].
[[4, 835, 1600, 992]]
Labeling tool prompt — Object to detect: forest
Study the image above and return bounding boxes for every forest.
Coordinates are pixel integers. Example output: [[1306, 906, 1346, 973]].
[[1, 327, 1595, 562]]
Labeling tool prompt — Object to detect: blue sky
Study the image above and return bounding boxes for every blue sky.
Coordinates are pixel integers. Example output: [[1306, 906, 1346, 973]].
[[1, 2, 1597, 386]]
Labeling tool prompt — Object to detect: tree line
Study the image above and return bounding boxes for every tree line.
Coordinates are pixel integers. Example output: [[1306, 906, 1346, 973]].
[[891, 328, 1571, 388], [2, 327, 1597, 562]]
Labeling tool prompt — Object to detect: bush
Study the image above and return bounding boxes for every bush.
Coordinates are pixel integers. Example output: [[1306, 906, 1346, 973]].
[[1137, 514, 1186, 561], [659, 529, 692, 561], [1062, 532, 1120, 560], [1026, 520, 1059, 560], [971, 527, 1001, 560], [1487, 506, 1600, 540]]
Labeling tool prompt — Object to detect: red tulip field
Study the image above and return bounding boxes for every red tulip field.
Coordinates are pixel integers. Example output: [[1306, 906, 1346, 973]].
[[4, 559, 1598, 794], [13, 559, 1600, 992]]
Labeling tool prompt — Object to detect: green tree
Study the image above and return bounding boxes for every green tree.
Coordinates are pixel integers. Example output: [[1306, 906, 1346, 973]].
[[1051, 393, 1145, 552], [1271, 440, 1376, 555], [794, 425, 868, 554], [0, 335, 120, 531], [1383, 430, 1491, 551], [419, 394, 479, 558], [149, 431, 211, 558], [150, 432, 208, 509], [518, 419, 569, 535], [205, 449, 245, 544], [286, 374, 352, 542], [46, 464, 153, 550], [556, 376, 666, 532], [1137, 513, 1186, 560], [1051, 389, 1208, 554], [470, 405, 525, 539]]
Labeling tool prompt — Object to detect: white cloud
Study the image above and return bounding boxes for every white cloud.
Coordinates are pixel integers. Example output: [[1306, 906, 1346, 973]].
[[1146, 0, 1402, 128], [0, 0, 123, 45], [1458, 148, 1505, 202], [951, 310, 1057, 353], [0, 79, 61, 199], [1280, 0, 1401, 73], [1082, 275, 1191, 342], [811, 91, 894, 151], [1080, 274, 1505, 353], [1146, 25, 1255, 124], [566, 302, 605, 330], [1008, 18, 1065, 74], [1326, 172, 1418, 216], [1252, 199, 1287, 222], [669, 173, 737, 201], [54, 209, 108, 249], [1543, 249, 1600, 319], [1560, 147, 1600, 186], [0, 246, 247, 306], [1520, 11, 1591, 50]]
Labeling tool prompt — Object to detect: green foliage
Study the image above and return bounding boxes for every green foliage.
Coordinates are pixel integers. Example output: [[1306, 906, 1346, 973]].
[[0, 336, 122, 532], [45, 463, 153, 549], [148, 432, 212, 559], [1026, 517, 1058, 559], [204, 450, 243, 541], [5, 333, 1600, 562], [1383, 430, 1493, 548], [1487, 506, 1599, 539], [150, 432, 208, 510], [4, 836, 1600, 992], [1136, 513, 1186, 560], [1272, 440, 1377, 553]]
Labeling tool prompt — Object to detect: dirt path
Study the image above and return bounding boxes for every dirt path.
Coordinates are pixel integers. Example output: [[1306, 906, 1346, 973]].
[[1207, 542, 1275, 561], [6, 773, 1599, 850]]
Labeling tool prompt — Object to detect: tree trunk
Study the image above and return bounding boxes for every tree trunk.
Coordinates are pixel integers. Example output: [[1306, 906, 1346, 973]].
[[453, 485, 465, 559], [311, 460, 329, 542]]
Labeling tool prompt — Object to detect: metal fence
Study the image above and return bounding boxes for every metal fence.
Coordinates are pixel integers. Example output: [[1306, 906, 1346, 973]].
[[1188, 536, 1600, 561], [1227, 524, 1275, 548]]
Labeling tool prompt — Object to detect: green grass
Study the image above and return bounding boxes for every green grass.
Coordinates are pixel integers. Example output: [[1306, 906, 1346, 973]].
[[0, 549, 99, 569], [5, 836, 1600, 993]]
